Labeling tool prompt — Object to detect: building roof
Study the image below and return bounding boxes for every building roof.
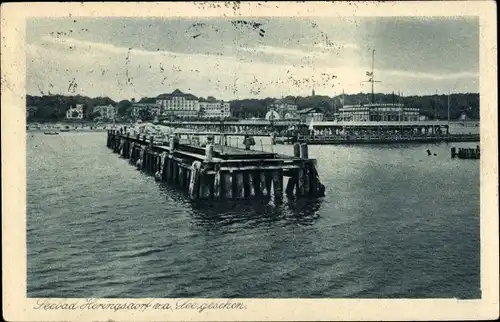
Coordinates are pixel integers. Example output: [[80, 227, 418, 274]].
[[297, 107, 324, 114], [157, 89, 198, 100]]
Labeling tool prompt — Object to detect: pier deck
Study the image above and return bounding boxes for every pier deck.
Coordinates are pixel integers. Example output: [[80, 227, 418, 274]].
[[107, 130, 325, 200]]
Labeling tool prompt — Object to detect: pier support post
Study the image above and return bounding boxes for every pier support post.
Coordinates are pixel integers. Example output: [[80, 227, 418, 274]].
[[285, 176, 296, 197], [169, 135, 175, 153], [188, 161, 202, 200], [223, 171, 233, 199], [451, 147, 456, 158], [179, 166, 186, 189], [259, 172, 268, 196], [296, 169, 305, 197], [293, 142, 301, 158], [235, 172, 245, 199], [272, 170, 283, 200], [199, 174, 212, 199], [300, 143, 309, 160], [213, 170, 221, 199], [246, 172, 256, 197]]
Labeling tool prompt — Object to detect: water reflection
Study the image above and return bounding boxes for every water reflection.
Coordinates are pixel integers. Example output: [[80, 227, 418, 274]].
[[189, 197, 323, 228]]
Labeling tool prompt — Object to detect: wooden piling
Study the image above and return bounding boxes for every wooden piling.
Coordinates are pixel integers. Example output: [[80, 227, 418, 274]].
[[172, 160, 179, 184], [272, 170, 283, 200], [293, 143, 301, 158], [199, 173, 212, 199], [235, 172, 245, 199], [296, 169, 305, 196], [246, 172, 256, 197], [165, 156, 172, 182], [259, 171, 268, 196], [179, 166, 186, 189], [205, 144, 213, 162], [213, 170, 222, 199], [285, 176, 296, 197], [304, 166, 311, 195], [300, 143, 309, 160], [223, 171, 233, 199], [188, 161, 202, 200]]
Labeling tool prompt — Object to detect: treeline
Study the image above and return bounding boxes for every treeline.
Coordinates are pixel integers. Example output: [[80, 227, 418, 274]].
[[230, 93, 480, 120], [26, 95, 115, 121], [26, 92, 479, 122]]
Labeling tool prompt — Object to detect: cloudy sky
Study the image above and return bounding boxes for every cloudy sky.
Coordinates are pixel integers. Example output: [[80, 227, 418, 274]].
[[26, 16, 479, 101]]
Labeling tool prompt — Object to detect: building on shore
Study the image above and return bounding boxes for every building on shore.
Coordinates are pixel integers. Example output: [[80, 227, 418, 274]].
[[132, 103, 161, 119], [66, 104, 84, 120], [297, 107, 325, 123], [335, 103, 419, 122], [267, 99, 299, 120], [199, 97, 231, 119], [156, 89, 200, 118], [94, 104, 116, 120]]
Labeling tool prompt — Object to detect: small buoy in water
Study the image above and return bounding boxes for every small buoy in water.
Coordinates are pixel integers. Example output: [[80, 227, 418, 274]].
[[433, 153, 437, 156]]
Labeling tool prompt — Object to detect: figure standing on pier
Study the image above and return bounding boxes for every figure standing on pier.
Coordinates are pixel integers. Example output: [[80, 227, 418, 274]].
[[243, 135, 256, 150]]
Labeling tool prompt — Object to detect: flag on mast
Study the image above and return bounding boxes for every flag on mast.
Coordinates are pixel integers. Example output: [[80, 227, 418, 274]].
[[366, 71, 373, 76]]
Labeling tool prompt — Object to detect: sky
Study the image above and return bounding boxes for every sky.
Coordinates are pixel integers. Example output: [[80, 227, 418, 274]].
[[26, 16, 479, 101]]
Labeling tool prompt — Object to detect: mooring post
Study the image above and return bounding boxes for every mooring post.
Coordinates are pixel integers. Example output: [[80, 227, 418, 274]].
[[188, 161, 202, 200], [293, 142, 301, 158], [205, 144, 213, 162], [451, 147, 456, 158], [169, 135, 175, 153]]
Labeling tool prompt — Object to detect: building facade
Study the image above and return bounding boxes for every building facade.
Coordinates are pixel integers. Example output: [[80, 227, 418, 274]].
[[132, 103, 161, 119], [267, 99, 299, 120], [94, 104, 116, 120], [336, 103, 419, 122], [66, 104, 84, 119], [297, 107, 325, 123], [199, 100, 231, 119], [156, 89, 200, 118]]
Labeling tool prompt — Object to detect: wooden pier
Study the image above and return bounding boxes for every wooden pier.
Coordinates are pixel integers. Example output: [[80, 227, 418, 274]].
[[106, 129, 325, 200]]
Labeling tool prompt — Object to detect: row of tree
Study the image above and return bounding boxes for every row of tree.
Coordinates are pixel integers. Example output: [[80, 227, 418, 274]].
[[26, 92, 480, 122]]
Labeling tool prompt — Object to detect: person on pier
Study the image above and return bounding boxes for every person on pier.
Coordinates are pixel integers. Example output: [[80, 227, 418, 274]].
[[243, 135, 255, 150]]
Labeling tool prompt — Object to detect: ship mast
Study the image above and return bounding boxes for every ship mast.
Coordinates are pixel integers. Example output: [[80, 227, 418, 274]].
[[364, 49, 381, 104]]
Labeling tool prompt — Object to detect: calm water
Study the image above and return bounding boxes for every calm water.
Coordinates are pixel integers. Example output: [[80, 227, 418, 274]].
[[27, 132, 480, 298]]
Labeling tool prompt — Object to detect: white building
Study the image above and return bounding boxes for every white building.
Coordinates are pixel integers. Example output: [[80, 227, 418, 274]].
[[94, 104, 116, 120], [132, 103, 161, 119], [156, 89, 200, 118], [199, 100, 231, 119], [66, 104, 84, 119], [268, 99, 298, 119], [337, 103, 419, 122]]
